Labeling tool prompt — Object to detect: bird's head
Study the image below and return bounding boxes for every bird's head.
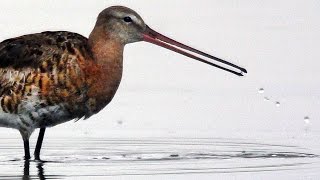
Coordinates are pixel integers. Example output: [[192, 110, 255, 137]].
[[94, 6, 247, 76], [96, 6, 146, 44]]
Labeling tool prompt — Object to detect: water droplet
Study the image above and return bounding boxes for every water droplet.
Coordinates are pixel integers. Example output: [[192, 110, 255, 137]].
[[264, 97, 270, 101], [275, 101, 280, 107], [258, 88, 264, 94], [117, 120, 123, 125], [304, 116, 310, 124]]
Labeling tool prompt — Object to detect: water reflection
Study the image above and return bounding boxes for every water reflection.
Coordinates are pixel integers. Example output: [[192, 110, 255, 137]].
[[23, 160, 29, 180], [37, 161, 45, 180], [22, 160, 46, 180]]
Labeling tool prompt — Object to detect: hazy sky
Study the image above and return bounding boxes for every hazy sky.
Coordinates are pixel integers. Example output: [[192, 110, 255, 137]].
[[0, 0, 319, 137]]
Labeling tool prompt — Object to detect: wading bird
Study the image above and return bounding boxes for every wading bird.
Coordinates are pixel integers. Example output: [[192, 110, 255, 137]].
[[0, 6, 247, 160]]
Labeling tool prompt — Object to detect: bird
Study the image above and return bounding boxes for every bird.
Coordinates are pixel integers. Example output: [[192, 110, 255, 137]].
[[0, 6, 247, 160]]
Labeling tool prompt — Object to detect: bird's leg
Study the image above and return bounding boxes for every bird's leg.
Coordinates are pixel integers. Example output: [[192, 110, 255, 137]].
[[20, 130, 31, 160], [34, 128, 46, 160], [23, 139, 31, 160]]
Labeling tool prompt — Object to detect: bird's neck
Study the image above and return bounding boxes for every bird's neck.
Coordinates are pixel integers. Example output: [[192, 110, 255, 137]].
[[88, 27, 124, 65], [84, 27, 124, 114]]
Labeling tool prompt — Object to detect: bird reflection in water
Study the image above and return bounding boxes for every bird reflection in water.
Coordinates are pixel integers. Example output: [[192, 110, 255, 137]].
[[23, 160, 46, 180]]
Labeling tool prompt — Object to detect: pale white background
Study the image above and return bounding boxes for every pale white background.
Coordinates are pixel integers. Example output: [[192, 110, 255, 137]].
[[0, 1, 319, 179], [0, 0, 319, 136]]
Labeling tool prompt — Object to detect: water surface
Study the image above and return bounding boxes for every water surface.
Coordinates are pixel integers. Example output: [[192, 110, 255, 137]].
[[0, 135, 319, 179]]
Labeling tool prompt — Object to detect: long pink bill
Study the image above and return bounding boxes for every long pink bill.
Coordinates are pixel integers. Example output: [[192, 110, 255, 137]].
[[142, 25, 247, 76]]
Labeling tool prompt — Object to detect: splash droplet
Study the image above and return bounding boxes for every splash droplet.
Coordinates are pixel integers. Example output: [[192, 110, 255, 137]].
[[275, 101, 280, 107], [304, 116, 310, 124], [258, 88, 264, 94]]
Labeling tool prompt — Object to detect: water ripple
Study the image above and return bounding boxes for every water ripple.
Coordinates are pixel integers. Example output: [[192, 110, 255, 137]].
[[0, 137, 318, 178]]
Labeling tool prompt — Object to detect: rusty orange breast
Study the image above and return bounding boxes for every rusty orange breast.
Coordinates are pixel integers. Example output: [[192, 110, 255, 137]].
[[83, 36, 124, 115]]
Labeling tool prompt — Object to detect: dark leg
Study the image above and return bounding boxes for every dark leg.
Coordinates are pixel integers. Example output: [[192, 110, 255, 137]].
[[23, 139, 31, 160], [34, 128, 46, 160]]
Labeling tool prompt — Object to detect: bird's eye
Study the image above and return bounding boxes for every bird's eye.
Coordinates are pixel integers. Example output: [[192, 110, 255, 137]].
[[123, 16, 132, 23]]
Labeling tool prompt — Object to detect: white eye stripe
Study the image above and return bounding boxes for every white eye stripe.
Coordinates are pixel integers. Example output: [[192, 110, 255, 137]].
[[130, 15, 145, 27], [113, 11, 144, 26]]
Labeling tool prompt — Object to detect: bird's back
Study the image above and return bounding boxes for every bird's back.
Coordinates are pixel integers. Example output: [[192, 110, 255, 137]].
[[0, 31, 93, 130]]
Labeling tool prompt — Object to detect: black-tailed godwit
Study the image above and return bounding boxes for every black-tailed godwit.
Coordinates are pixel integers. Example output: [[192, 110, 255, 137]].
[[0, 6, 247, 160]]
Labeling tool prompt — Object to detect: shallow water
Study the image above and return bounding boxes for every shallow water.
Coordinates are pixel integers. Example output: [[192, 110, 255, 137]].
[[0, 135, 319, 179]]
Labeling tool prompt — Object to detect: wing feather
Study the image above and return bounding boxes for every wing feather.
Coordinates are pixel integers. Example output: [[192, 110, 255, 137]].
[[0, 31, 90, 69]]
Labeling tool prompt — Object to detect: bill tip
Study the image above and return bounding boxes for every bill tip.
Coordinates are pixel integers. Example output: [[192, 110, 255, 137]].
[[241, 68, 248, 73]]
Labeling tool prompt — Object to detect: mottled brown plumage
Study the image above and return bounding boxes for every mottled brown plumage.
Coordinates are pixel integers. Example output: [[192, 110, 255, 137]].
[[0, 6, 246, 160], [0, 30, 123, 126], [0, 32, 88, 114]]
